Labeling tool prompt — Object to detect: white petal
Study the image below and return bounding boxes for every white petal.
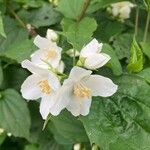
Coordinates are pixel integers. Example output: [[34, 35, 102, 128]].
[[21, 74, 42, 100], [80, 39, 100, 57], [64, 66, 92, 84], [85, 75, 118, 97], [56, 61, 65, 73], [80, 98, 92, 116], [84, 53, 111, 70], [21, 60, 49, 75], [34, 35, 52, 50], [48, 72, 60, 91], [49, 85, 72, 116], [66, 97, 92, 116], [40, 93, 56, 119]]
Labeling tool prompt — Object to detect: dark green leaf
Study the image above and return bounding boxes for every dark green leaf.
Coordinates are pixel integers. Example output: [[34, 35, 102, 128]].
[[62, 17, 97, 50], [81, 74, 150, 150], [50, 110, 89, 144], [0, 89, 31, 138], [102, 44, 122, 76], [19, 3, 61, 28], [0, 39, 36, 63]]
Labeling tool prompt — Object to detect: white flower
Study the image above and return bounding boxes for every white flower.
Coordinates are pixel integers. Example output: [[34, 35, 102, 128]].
[[111, 1, 135, 21], [50, 66, 118, 116], [46, 29, 58, 42], [21, 60, 60, 119], [79, 39, 111, 70], [31, 35, 62, 69]]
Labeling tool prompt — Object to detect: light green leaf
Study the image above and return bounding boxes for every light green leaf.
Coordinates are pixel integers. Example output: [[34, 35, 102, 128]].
[[0, 39, 36, 63], [127, 38, 143, 73], [140, 42, 150, 60], [62, 17, 97, 50], [81, 74, 150, 150], [0, 89, 31, 138], [0, 11, 6, 38], [50, 110, 89, 144], [102, 44, 122, 76], [57, 0, 84, 19], [137, 68, 150, 83]]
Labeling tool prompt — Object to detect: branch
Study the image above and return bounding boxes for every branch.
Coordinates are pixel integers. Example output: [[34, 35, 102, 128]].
[[8, 7, 37, 37], [76, 0, 91, 22]]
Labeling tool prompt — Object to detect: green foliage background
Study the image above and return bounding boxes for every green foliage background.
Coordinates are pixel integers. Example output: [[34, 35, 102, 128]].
[[0, 0, 150, 149]]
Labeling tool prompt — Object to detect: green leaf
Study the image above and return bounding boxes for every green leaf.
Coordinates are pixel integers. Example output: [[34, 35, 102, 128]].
[[137, 68, 150, 83], [87, 0, 124, 13], [0, 39, 36, 63], [0, 17, 28, 53], [81, 74, 150, 150], [140, 42, 150, 60], [50, 110, 89, 144], [102, 44, 122, 76], [19, 3, 61, 28], [24, 144, 38, 150], [0, 63, 3, 87], [0, 11, 6, 38], [112, 33, 133, 60], [62, 17, 97, 50], [127, 38, 143, 73], [57, 0, 84, 19], [0, 89, 31, 138]]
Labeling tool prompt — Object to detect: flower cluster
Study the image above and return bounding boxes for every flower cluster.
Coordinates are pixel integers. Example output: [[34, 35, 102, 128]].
[[21, 29, 118, 120], [107, 1, 135, 22]]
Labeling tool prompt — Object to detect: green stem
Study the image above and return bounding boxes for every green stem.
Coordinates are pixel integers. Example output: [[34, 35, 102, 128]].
[[143, 11, 150, 42], [135, 8, 139, 36]]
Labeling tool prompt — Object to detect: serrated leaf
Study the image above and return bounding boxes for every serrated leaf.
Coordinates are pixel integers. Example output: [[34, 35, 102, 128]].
[[0, 39, 36, 63], [0, 11, 6, 38], [127, 38, 143, 73], [102, 44, 122, 76], [62, 17, 97, 50], [81, 74, 150, 150], [57, 0, 84, 19], [0, 89, 31, 138]]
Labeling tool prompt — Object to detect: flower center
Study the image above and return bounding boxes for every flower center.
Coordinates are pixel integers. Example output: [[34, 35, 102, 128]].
[[74, 83, 91, 98], [45, 50, 57, 60], [38, 80, 51, 94]]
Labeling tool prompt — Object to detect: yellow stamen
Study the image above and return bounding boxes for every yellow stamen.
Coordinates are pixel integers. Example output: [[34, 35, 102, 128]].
[[38, 80, 51, 94], [45, 50, 57, 60], [74, 84, 91, 98]]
